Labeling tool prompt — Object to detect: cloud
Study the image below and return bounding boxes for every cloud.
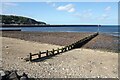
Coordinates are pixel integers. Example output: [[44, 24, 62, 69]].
[[101, 14, 109, 19], [68, 8, 75, 12], [46, 2, 56, 7], [105, 6, 111, 11], [3, 2, 18, 6], [73, 12, 81, 17], [73, 9, 93, 19], [56, 4, 75, 13], [97, 14, 109, 20]]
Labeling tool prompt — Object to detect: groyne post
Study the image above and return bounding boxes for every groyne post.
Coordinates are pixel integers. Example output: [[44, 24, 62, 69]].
[[57, 48, 59, 54], [46, 50, 48, 56], [52, 49, 55, 55], [29, 53, 32, 61], [38, 51, 41, 58]]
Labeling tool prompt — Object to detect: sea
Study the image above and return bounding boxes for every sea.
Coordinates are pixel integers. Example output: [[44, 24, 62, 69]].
[[1, 25, 119, 36]]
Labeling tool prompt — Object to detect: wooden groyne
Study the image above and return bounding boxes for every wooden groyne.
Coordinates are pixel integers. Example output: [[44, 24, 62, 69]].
[[26, 32, 99, 62]]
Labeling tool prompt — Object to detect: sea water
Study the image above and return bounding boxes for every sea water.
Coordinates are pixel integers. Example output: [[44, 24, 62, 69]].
[[1, 25, 119, 36], [22, 25, 119, 36]]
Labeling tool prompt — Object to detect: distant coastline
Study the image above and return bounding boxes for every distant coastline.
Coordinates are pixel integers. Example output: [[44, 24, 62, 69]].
[[1, 24, 100, 27]]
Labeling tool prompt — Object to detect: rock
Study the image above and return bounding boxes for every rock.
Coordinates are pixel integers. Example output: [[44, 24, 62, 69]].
[[0, 74, 2, 80], [0, 70, 5, 76], [22, 73, 28, 77], [24, 55, 30, 62], [0, 70, 29, 80], [100, 62, 102, 64], [44, 62, 48, 64], [64, 76, 67, 78], [20, 73, 28, 80], [48, 73, 51, 75], [96, 76, 100, 78], [90, 70, 92, 72], [103, 67, 107, 69], [21, 57, 23, 59], [8, 71, 19, 80], [4, 70, 11, 76], [49, 63, 52, 66], [5, 46, 9, 48], [50, 67, 54, 70], [62, 68, 65, 70], [20, 76, 27, 80]]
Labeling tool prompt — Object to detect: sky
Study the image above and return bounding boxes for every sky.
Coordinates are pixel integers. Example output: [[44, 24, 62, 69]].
[[1, 2, 118, 25]]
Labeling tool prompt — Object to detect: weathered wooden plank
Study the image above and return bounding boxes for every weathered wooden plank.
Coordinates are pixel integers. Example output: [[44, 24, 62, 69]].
[[41, 51, 46, 54], [31, 53, 38, 56]]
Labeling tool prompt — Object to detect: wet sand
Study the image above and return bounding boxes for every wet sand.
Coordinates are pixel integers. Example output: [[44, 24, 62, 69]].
[[2, 31, 118, 52]]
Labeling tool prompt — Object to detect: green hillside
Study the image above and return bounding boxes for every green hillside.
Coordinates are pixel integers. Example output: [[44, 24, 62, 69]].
[[1, 15, 46, 25]]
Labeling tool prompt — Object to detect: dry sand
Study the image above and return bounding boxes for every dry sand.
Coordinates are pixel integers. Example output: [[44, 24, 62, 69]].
[[1, 37, 118, 78]]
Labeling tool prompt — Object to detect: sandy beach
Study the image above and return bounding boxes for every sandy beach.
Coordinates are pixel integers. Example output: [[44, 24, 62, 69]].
[[1, 31, 118, 78]]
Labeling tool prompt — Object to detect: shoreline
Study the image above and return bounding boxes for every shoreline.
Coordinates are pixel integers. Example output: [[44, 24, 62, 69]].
[[2, 31, 118, 53]]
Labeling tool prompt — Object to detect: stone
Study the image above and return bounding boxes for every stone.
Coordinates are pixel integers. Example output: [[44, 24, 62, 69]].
[[0, 74, 2, 80], [24, 57, 30, 62], [21, 72, 28, 79], [5, 46, 9, 48], [0, 70, 5, 76], [0, 70, 29, 80], [44, 62, 48, 64], [62, 68, 65, 70], [20, 76, 27, 80], [4, 70, 11, 76], [100, 62, 102, 64], [8, 71, 19, 80], [90, 70, 92, 72], [49, 63, 52, 66]]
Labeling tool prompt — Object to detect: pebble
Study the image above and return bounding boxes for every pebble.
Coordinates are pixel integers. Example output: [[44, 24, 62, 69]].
[[66, 69, 69, 71], [5, 46, 9, 48], [0, 70, 5, 76], [64, 76, 67, 78], [90, 70, 92, 72], [96, 76, 100, 78], [62, 68, 65, 70], [21, 57, 23, 60], [9, 71, 19, 80], [103, 67, 108, 69], [0, 74, 1, 80], [48, 73, 51, 75], [50, 67, 54, 70], [20, 76, 27, 80], [44, 62, 48, 64]]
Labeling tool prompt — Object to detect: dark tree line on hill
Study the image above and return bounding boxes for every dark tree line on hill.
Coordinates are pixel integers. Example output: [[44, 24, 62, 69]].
[[1, 15, 46, 25]]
